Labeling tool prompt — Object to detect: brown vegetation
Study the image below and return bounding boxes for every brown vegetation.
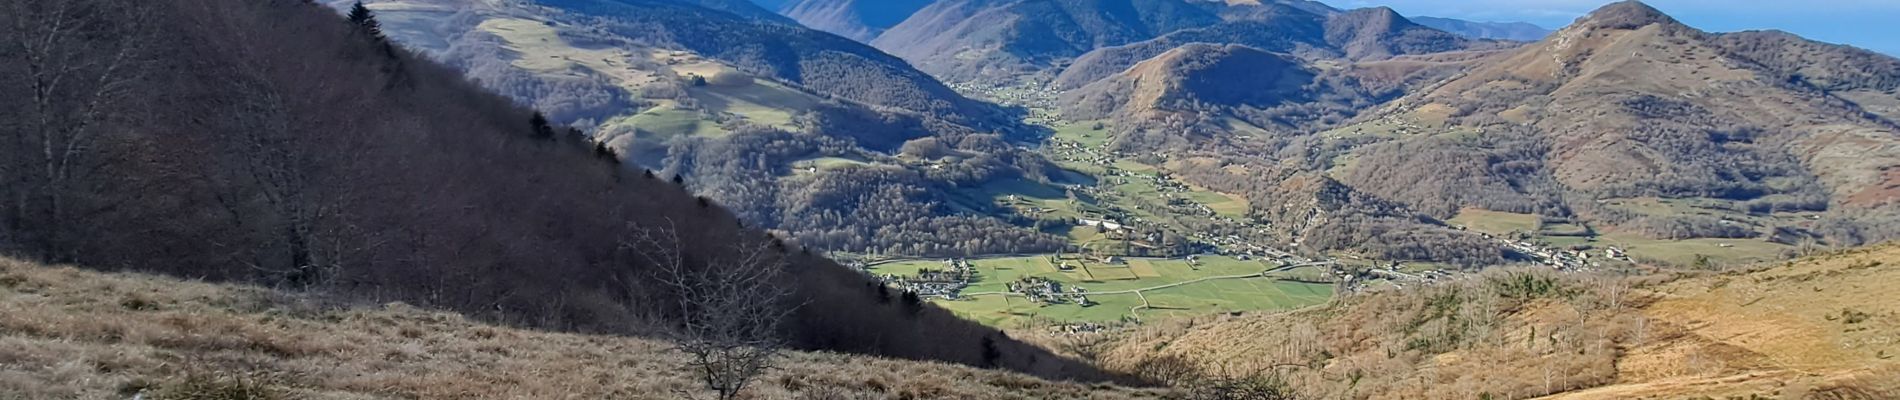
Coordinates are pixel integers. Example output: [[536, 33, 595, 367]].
[[0, 258, 1166, 399], [1073, 243, 1900, 399]]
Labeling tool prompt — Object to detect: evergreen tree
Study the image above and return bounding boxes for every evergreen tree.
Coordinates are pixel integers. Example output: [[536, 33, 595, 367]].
[[529, 112, 555, 139], [346, 2, 383, 41], [593, 142, 618, 163]]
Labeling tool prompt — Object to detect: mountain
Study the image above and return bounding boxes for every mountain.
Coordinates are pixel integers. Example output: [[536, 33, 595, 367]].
[[1307, 0, 1900, 250], [872, 0, 1225, 84], [1324, 7, 1480, 60], [1062, 44, 1333, 126], [774, 0, 937, 42], [1381, 1, 1900, 213], [0, 0, 1114, 382], [1052, 4, 1493, 90], [1052, 3, 1330, 90], [1411, 16, 1551, 41], [349, 0, 997, 133]]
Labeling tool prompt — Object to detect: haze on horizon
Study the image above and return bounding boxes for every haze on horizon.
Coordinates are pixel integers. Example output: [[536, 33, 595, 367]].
[[1327, 0, 1900, 55]]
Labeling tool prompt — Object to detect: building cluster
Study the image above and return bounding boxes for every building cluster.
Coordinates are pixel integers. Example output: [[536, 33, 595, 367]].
[[1008, 276, 1092, 306], [877, 258, 976, 299]]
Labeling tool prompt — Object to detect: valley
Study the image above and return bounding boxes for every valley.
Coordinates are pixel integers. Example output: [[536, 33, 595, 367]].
[[349, 0, 1897, 333], [6, 0, 1895, 398]]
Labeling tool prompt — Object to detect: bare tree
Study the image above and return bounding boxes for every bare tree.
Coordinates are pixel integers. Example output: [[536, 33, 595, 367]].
[[625, 219, 798, 400], [0, 0, 152, 262]]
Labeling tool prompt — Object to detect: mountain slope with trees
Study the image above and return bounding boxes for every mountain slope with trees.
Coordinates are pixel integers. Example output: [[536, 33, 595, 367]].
[[872, 0, 1225, 84], [1052, 3, 1495, 90], [774, 0, 936, 42], [1360, 0, 1900, 245], [0, 0, 1116, 382]]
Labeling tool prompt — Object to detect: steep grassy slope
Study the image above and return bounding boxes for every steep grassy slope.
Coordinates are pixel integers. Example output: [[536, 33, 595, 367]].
[[0, 258, 1166, 399], [1547, 245, 1900, 399], [1086, 243, 1900, 399]]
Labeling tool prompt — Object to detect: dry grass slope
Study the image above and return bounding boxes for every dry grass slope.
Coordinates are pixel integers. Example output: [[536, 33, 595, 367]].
[[1084, 243, 1900, 399], [0, 259, 1165, 399]]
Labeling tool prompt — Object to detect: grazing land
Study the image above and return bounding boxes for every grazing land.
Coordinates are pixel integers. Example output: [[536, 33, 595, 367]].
[[870, 256, 1334, 327]]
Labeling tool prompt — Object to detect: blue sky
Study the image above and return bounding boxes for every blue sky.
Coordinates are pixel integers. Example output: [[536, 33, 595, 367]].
[[1323, 0, 1900, 56]]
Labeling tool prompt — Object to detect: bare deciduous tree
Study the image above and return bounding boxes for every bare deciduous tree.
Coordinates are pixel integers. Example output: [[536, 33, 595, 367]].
[[0, 0, 152, 262], [625, 219, 798, 400]]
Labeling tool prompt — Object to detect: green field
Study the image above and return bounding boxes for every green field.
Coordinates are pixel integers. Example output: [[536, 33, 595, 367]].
[[1597, 232, 1789, 266], [1447, 208, 1541, 236], [1053, 120, 1113, 148], [871, 255, 1334, 327]]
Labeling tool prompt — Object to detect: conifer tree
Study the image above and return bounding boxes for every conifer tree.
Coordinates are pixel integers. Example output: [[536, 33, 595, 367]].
[[529, 112, 555, 139], [346, 2, 383, 41]]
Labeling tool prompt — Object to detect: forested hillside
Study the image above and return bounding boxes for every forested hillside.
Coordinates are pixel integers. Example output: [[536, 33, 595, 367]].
[[347, 0, 1082, 258], [1361, 1, 1900, 246], [873, 0, 1225, 84], [0, 0, 1115, 382], [774, 0, 936, 42]]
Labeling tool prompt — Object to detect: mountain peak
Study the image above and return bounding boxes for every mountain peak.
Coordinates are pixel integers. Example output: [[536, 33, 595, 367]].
[[1573, 0, 1679, 30]]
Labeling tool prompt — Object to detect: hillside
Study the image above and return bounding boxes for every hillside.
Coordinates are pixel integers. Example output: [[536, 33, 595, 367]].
[[351, 0, 1091, 259], [1052, 4, 1492, 90], [1357, 0, 1900, 247], [0, 0, 1110, 382], [1083, 243, 1900, 399], [1060, 44, 1328, 125], [0, 258, 1165, 399], [676, 0, 796, 22], [776, 0, 936, 42], [872, 0, 1224, 84], [346, 0, 998, 135]]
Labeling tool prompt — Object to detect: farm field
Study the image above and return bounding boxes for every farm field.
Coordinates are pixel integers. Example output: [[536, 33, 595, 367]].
[[1447, 208, 1541, 236], [1597, 232, 1789, 266], [870, 255, 1334, 327]]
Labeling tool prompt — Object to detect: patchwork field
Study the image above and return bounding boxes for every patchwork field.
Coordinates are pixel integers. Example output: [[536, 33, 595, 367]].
[[871, 256, 1334, 327]]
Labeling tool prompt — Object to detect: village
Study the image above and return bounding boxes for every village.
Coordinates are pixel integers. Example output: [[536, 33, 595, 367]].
[[870, 258, 977, 299]]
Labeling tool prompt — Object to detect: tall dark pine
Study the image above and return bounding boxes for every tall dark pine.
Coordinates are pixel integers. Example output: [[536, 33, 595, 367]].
[[529, 112, 555, 139], [346, 2, 383, 40]]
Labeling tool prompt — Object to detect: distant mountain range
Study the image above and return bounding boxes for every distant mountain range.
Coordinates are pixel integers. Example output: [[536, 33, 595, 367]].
[[1410, 16, 1550, 41], [1076, 0, 1900, 252], [740, 0, 1547, 84]]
